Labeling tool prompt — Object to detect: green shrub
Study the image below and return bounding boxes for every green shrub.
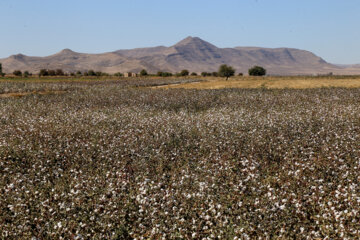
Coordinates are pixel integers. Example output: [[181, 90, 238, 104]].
[[140, 69, 148, 76], [180, 69, 189, 76], [218, 64, 235, 80], [248, 66, 266, 76], [13, 70, 22, 76]]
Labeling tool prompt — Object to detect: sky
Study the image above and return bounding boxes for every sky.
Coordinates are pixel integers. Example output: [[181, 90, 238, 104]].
[[0, 0, 359, 64]]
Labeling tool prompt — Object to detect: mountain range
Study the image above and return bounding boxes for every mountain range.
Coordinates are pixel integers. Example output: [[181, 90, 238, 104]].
[[1, 36, 360, 75]]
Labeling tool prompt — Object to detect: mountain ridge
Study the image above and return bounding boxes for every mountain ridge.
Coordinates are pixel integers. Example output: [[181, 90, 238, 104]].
[[1, 37, 360, 75]]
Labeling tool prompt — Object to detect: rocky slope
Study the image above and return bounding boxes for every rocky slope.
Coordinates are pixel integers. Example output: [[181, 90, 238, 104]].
[[1, 36, 359, 75]]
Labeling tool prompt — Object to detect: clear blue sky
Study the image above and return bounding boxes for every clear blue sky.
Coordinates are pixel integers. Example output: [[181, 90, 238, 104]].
[[1, 0, 359, 64]]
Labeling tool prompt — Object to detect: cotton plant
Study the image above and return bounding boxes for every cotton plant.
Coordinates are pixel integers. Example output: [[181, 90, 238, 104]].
[[0, 83, 359, 239]]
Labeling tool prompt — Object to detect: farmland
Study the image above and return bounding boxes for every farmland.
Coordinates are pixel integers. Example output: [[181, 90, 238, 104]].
[[1, 77, 360, 239], [155, 75, 360, 89]]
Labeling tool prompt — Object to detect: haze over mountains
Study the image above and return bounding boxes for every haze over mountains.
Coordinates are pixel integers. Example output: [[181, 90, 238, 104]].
[[1, 37, 360, 75]]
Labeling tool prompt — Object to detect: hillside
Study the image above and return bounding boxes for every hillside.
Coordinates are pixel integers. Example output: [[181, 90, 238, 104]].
[[1, 36, 360, 75]]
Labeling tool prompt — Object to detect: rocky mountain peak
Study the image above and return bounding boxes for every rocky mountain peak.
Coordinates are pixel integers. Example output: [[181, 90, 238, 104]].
[[173, 36, 217, 48], [57, 48, 77, 55], [10, 54, 26, 60]]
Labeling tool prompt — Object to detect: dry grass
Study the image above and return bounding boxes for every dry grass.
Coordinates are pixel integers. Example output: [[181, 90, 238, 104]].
[[2, 76, 360, 89], [0, 90, 67, 98], [156, 76, 360, 89]]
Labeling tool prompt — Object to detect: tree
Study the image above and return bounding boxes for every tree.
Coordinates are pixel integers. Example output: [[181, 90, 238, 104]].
[[157, 71, 172, 77], [140, 69, 148, 76], [201, 72, 211, 77], [114, 72, 123, 77], [218, 64, 235, 80], [23, 71, 31, 78], [55, 69, 64, 76], [87, 70, 96, 76], [39, 69, 48, 77], [156, 71, 172, 77], [0, 63, 3, 76], [248, 66, 266, 76], [212, 72, 219, 77], [238, 73, 243, 76], [13, 70, 22, 76], [76, 71, 82, 76], [162, 72, 172, 77], [190, 72, 197, 76], [48, 70, 56, 76], [180, 69, 189, 76]]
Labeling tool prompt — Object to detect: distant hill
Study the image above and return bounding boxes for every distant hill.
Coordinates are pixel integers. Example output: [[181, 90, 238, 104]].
[[1, 36, 360, 75], [335, 64, 360, 69]]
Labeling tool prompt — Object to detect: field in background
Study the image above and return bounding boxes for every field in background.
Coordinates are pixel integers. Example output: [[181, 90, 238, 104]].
[[1, 78, 360, 239], [0, 77, 202, 96], [156, 75, 360, 89], [1, 75, 360, 90]]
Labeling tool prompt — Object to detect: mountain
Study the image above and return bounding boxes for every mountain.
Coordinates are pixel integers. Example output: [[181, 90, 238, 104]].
[[335, 64, 360, 68], [1, 36, 359, 75]]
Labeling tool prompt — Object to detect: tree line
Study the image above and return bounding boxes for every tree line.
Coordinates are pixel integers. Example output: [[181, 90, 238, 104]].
[[0, 63, 266, 79], [154, 65, 266, 79]]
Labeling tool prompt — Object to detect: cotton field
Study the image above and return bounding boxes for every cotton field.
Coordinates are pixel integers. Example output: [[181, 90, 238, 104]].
[[0, 80, 359, 239]]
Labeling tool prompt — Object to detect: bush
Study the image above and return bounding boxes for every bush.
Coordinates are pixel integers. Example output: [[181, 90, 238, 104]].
[[201, 72, 211, 77], [140, 69, 148, 76], [23, 71, 31, 78], [39, 69, 48, 77], [180, 69, 189, 76], [0, 63, 5, 77], [248, 66, 266, 76], [87, 70, 96, 76], [238, 73, 243, 76], [48, 70, 56, 76], [114, 72, 123, 77], [218, 64, 235, 80], [56, 69, 65, 76], [190, 72, 197, 76], [212, 72, 219, 77], [13, 70, 22, 76], [162, 72, 173, 77], [157, 71, 172, 77]]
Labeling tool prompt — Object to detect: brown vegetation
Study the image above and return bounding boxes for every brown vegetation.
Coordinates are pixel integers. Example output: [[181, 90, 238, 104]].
[[157, 76, 360, 89]]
